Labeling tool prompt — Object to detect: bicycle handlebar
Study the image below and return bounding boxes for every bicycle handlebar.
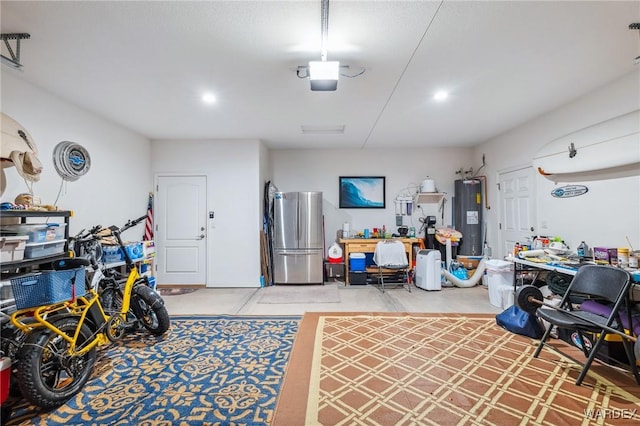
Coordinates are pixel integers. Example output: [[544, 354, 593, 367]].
[[125, 215, 147, 231], [70, 224, 103, 243], [72, 214, 145, 243], [109, 215, 146, 234]]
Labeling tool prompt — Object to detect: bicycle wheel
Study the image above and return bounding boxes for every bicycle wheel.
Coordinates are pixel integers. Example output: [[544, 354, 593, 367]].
[[15, 317, 97, 409], [100, 283, 123, 316], [132, 285, 170, 335]]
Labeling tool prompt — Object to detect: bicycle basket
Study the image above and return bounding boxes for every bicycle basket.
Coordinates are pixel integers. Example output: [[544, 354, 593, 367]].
[[10, 268, 86, 310]]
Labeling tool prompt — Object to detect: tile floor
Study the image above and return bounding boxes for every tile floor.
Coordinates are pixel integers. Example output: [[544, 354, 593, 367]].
[[162, 281, 505, 316]]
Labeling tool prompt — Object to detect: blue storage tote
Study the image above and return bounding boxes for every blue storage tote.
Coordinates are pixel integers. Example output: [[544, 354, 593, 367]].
[[10, 268, 86, 310], [349, 253, 366, 272], [102, 242, 144, 263]]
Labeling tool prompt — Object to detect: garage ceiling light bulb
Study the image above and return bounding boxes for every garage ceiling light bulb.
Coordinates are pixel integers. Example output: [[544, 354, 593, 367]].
[[202, 93, 217, 104], [434, 90, 449, 101]]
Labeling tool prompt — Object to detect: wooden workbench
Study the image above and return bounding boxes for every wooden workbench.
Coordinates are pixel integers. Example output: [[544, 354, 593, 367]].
[[339, 238, 423, 284]]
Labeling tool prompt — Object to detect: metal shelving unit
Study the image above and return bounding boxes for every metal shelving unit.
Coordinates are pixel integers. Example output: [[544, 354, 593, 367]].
[[0, 210, 72, 321]]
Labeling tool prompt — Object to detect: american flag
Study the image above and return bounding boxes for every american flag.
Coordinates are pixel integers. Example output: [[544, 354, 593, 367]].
[[143, 193, 153, 241]]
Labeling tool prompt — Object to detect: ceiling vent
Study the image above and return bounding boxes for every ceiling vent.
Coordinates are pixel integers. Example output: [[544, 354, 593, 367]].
[[300, 125, 345, 134]]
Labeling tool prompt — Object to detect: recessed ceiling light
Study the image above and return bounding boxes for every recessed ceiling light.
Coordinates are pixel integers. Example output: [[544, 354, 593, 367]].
[[433, 90, 448, 101], [202, 93, 217, 104]]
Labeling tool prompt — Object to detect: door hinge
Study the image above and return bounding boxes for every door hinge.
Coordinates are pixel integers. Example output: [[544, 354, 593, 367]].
[[156, 184, 159, 191], [499, 223, 502, 230], [497, 183, 501, 191]]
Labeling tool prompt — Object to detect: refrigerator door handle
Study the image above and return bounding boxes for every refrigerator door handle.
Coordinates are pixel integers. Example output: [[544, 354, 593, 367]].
[[296, 202, 300, 242], [278, 250, 321, 255]]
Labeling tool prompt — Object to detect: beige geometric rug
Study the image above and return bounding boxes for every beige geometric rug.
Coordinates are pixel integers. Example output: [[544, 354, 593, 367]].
[[274, 313, 640, 425]]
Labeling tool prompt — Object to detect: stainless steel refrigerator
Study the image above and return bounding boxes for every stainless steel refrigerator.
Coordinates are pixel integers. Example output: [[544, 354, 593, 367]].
[[273, 191, 323, 284]]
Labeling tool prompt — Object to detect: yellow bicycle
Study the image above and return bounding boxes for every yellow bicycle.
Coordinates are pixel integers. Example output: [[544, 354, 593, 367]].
[[9, 216, 169, 408]]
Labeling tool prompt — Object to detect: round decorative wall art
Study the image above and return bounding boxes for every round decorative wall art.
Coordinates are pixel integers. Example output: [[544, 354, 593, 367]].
[[53, 141, 91, 181]]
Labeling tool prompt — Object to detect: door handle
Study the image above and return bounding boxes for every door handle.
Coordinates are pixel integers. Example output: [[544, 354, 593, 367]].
[[196, 234, 205, 240]]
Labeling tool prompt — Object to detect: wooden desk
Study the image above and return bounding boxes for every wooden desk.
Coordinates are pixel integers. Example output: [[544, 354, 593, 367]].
[[339, 238, 423, 284]]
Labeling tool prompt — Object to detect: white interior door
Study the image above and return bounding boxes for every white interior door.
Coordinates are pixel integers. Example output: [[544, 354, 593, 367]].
[[498, 167, 536, 258], [155, 175, 207, 285]]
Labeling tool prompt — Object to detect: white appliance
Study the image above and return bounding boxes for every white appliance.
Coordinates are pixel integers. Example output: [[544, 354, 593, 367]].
[[415, 249, 442, 291]]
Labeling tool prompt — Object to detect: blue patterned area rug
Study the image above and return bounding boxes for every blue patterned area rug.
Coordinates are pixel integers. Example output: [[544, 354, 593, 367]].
[[6, 315, 300, 425]]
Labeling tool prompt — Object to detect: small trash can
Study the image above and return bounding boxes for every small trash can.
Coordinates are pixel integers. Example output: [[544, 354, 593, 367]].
[[486, 259, 514, 308]]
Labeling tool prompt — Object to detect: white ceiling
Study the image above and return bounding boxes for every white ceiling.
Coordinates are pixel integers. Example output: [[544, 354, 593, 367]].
[[2, 1, 639, 150]]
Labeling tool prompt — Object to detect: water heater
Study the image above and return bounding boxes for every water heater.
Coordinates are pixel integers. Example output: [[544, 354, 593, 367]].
[[453, 179, 483, 256]]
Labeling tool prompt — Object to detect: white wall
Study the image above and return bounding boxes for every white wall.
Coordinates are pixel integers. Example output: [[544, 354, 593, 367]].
[[151, 139, 263, 287], [6, 66, 637, 290], [270, 147, 473, 251], [474, 70, 640, 258], [1, 72, 152, 237]]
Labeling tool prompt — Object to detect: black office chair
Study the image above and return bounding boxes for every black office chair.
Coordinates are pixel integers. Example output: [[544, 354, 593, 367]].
[[533, 264, 640, 385], [373, 240, 411, 293]]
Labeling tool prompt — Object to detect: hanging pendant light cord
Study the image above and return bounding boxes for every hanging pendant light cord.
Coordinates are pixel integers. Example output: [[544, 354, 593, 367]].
[[320, 0, 329, 61]]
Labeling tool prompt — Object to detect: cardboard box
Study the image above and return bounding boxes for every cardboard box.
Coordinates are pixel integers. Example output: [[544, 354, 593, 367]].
[[593, 247, 612, 264], [143, 240, 156, 258], [593, 247, 619, 265], [457, 255, 483, 270]]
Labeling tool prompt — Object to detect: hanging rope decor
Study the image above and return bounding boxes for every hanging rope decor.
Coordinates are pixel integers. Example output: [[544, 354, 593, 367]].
[[52, 141, 91, 181]]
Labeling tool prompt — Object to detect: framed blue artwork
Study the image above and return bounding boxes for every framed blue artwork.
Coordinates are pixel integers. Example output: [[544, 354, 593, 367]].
[[339, 176, 385, 209]]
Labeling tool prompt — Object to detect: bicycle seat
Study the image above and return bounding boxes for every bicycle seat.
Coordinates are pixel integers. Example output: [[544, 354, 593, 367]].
[[52, 258, 90, 270]]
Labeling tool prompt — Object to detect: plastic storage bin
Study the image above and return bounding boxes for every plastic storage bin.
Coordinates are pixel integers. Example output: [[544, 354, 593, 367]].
[[24, 240, 66, 259], [0, 223, 66, 243], [349, 271, 367, 285], [102, 242, 144, 263], [349, 253, 366, 272], [10, 268, 86, 309], [0, 235, 28, 262]]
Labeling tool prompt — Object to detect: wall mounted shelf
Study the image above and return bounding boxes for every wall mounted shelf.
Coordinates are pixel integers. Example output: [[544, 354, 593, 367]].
[[414, 192, 445, 205]]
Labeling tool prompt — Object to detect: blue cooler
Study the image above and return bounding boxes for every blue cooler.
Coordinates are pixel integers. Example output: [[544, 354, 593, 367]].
[[349, 253, 366, 272]]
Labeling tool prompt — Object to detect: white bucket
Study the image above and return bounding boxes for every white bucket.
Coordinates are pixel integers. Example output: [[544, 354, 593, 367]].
[[421, 178, 436, 193]]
